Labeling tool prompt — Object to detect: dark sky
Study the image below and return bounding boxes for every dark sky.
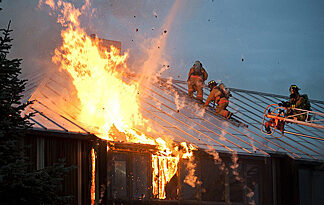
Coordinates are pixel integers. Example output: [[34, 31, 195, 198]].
[[1, 0, 324, 100]]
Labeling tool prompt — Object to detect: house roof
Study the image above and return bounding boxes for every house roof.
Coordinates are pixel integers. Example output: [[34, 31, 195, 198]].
[[22, 71, 324, 162]]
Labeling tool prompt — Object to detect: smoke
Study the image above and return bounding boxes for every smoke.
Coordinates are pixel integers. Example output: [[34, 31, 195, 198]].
[[206, 149, 225, 171], [86, 0, 183, 82], [245, 185, 256, 205], [207, 149, 255, 203], [208, 148, 256, 204], [219, 124, 228, 141], [230, 152, 242, 182], [183, 156, 201, 188], [161, 77, 187, 111], [188, 102, 206, 117], [174, 92, 186, 112], [229, 152, 255, 204], [0, 0, 61, 87], [136, 0, 182, 84], [244, 129, 257, 153], [1, 0, 183, 89]]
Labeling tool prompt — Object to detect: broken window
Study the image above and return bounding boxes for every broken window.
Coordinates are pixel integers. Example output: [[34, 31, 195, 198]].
[[109, 151, 151, 200], [112, 154, 127, 199], [132, 154, 149, 199]]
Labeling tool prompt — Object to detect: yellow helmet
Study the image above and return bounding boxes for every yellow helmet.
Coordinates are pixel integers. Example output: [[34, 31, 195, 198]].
[[289, 85, 300, 93], [208, 80, 217, 90]]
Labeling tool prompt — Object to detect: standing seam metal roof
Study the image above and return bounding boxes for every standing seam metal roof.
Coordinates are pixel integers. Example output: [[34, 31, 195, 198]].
[[22, 71, 324, 162]]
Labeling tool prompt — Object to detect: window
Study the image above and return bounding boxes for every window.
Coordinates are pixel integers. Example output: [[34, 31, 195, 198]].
[[229, 168, 244, 203], [245, 165, 260, 204], [201, 158, 225, 202], [132, 154, 149, 199], [112, 153, 127, 199], [110, 152, 151, 200]]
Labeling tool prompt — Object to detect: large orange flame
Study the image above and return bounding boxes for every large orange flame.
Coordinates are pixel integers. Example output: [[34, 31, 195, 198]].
[[52, 26, 146, 141], [40, 0, 198, 200]]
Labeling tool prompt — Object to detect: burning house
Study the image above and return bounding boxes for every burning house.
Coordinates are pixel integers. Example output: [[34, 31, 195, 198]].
[[19, 1, 324, 205], [22, 34, 324, 204]]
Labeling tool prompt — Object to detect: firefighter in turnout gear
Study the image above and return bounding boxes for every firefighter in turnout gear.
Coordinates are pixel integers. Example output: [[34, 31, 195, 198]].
[[281, 85, 311, 121], [264, 114, 285, 134], [187, 60, 208, 104], [264, 85, 311, 134], [204, 82, 232, 119]]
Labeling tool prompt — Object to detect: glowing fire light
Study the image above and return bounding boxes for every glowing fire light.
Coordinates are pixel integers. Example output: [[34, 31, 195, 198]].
[[39, 0, 198, 200], [91, 148, 96, 205], [52, 27, 144, 141]]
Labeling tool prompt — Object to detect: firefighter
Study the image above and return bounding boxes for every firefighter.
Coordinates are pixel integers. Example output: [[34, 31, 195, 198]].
[[280, 85, 311, 121], [264, 85, 310, 134], [204, 81, 232, 119], [187, 60, 208, 104], [207, 80, 218, 91], [264, 114, 285, 134]]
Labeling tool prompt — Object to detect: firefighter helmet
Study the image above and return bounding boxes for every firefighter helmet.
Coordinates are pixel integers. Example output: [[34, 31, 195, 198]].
[[219, 83, 225, 90], [208, 80, 217, 91], [289, 85, 300, 93], [194, 60, 201, 67]]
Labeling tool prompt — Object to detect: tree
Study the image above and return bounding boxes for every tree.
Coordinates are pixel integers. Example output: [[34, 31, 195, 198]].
[[0, 20, 72, 204]]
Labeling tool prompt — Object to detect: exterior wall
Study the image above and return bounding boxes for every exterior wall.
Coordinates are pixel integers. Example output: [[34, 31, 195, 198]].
[[23, 131, 324, 205], [271, 155, 299, 205], [176, 152, 273, 205], [298, 162, 324, 205], [271, 155, 324, 205], [98, 149, 323, 205], [24, 130, 96, 205], [97, 148, 274, 205]]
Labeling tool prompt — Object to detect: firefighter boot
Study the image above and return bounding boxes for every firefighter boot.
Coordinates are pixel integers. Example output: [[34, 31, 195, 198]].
[[226, 112, 233, 119], [265, 125, 271, 134], [264, 122, 271, 134]]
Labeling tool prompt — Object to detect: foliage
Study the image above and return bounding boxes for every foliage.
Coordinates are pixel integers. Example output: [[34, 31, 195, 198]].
[[0, 19, 73, 205]]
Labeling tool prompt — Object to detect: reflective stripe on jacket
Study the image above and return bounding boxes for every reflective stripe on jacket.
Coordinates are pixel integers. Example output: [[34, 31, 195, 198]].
[[218, 98, 229, 105]]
